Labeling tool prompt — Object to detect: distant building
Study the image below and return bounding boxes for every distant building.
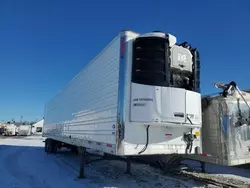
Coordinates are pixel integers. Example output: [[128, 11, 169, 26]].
[[31, 119, 44, 133]]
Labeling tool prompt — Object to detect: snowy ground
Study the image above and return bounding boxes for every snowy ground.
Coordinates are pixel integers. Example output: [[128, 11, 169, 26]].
[[0, 135, 250, 188], [182, 159, 250, 185]]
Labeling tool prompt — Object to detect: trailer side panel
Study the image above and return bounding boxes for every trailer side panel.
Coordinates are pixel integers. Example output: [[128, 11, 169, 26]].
[[43, 36, 121, 154]]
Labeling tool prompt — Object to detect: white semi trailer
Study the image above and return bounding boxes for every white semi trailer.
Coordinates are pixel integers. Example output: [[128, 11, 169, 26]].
[[18, 125, 32, 136], [3, 124, 17, 136], [43, 30, 202, 177]]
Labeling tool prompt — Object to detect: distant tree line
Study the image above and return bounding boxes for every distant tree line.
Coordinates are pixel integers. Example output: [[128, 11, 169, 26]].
[[6, 120, 37, 125]]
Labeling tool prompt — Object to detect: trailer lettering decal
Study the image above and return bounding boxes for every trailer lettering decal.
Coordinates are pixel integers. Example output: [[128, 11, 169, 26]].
[[133, 98, 153, 102], [133, 103, 145, 107], [178, 53, 187, 63], [140, 98, 153, 101]]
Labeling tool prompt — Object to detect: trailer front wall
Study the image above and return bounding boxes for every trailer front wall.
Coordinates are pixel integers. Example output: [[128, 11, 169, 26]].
[[121, 32, 202, 155], [43, 36, 121, 152]]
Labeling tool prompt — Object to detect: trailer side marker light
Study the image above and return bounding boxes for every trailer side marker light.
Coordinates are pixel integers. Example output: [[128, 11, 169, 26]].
[[165, 133, 172, 136], [200, 153, 212, 157], [195, 132, 200, 136], [121, 38, 125, 58]]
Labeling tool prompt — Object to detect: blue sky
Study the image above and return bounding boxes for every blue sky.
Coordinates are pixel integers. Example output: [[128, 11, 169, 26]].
[[0, 0, 249, 121]]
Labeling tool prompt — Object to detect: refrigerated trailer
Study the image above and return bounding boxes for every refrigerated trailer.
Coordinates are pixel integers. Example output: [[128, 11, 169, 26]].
[[43, 30, 202, 176]]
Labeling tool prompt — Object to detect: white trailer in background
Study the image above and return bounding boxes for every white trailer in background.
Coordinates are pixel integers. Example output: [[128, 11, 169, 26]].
[[18, 125, 32, 136], [32, 119, 44, 134], [43, 30, 202, 177], [4, 124, 17, 136], [185, 81, 250, 167]]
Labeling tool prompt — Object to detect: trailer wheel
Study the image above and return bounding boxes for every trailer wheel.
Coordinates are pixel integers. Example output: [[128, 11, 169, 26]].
[[71, 146, 78, 155], [45, 139, 53, 153], [44, 140, 48, 152], [52, 142, 58, 154]]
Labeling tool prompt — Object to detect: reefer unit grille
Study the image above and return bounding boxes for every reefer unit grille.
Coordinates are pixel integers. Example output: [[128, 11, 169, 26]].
[[132, 37, 170, 87]]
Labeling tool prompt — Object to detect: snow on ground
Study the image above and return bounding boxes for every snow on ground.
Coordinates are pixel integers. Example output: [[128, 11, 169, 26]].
[[182, 159, 250, 186], [0, 135, 202, 188], [0, 135, 250, 188]]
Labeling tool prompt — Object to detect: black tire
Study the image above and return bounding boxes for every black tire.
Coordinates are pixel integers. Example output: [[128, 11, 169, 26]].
[[45, 139, 48, 152], [52, 142, 58, 154], [46, 139, 53, 154], [71, 146, 78, 155]]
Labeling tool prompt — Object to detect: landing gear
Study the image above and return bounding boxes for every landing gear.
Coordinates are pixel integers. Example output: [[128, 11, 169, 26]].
[[200, 161, 206, 173], [77, 150, 133, 178], [44, 141, 134, 178], [78, 147, 86, 179], [125, 156, 131, 174]]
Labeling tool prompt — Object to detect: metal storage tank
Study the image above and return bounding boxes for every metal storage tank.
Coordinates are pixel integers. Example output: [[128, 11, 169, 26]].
[[198, 85, 250, 166]]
